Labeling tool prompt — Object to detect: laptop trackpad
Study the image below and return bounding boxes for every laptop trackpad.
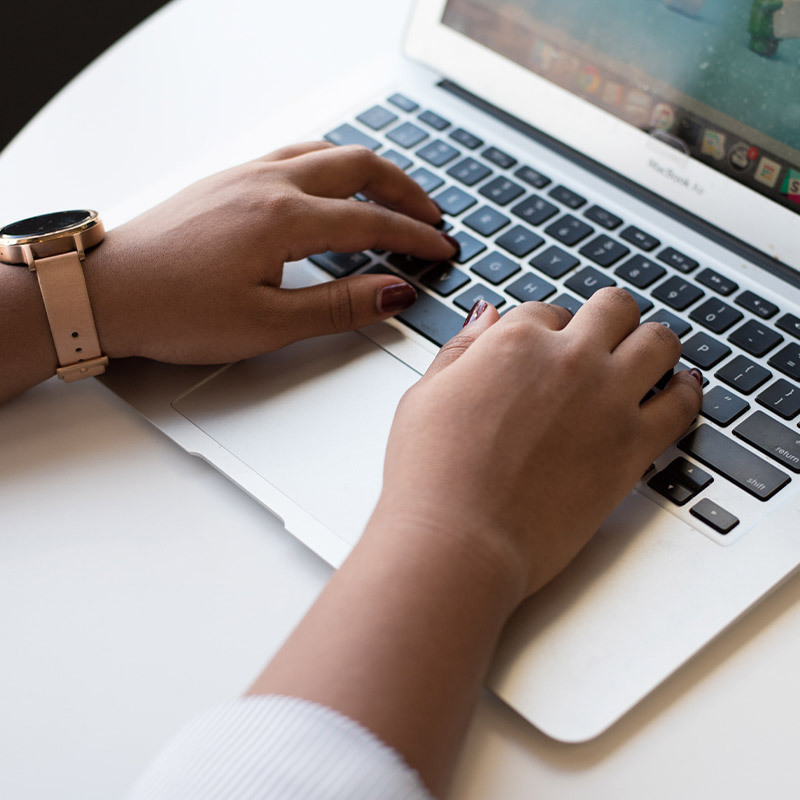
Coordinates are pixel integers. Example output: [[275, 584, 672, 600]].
[[172, 331, 422, 545]]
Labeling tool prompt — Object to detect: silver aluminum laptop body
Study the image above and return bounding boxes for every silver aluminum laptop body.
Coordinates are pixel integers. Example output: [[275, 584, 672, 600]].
[[100, 0, 800, 742]]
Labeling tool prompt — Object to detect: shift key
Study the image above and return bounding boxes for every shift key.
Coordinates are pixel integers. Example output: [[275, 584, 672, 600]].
[[734, 410, 800, 473], [679, 424, 790, 500]]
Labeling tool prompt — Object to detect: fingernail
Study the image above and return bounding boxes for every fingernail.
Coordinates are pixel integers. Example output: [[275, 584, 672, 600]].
[[463, 299, 488, 327], [440, 232, 461, 254], [378, 282, 417, 314], [688, 368, 704, 385]]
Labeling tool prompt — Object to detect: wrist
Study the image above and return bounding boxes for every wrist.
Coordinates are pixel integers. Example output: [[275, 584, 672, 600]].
[[363, 496, 528, 617], [81, 229, 139, 360]]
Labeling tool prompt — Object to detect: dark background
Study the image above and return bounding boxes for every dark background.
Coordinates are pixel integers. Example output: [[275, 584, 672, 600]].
[[1, 1, 171, 154]]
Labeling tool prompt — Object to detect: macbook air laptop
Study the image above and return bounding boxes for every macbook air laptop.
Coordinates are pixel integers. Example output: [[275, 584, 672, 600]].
[[99, 0, 800, 742]]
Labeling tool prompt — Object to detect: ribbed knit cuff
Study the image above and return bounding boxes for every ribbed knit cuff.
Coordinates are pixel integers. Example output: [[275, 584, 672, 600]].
[[127, 694, 434, 800]]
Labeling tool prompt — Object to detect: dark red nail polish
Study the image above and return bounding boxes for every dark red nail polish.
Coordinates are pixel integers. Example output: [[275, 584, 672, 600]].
[[463, 299, 488, 327], [689, 368, 703, 385], [378, 283, 417, 314], [441, 232, 461, 253]]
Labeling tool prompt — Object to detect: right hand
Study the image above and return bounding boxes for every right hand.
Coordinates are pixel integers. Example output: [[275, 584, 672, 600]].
[[374, 288, 703, 603]]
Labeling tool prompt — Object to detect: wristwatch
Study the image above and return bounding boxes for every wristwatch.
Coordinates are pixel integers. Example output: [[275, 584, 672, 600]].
[[0, 210, 109, 382]]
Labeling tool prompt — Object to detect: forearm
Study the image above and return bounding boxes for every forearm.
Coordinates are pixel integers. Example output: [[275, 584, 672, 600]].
[[248, 505, 523, 798]]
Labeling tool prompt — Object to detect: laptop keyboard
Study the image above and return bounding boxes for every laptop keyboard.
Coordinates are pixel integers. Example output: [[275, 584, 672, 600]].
[[311, 91, 800, 541]]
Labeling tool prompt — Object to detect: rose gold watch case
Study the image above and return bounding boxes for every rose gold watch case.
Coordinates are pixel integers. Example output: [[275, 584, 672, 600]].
[[0, 210, 105, 268]]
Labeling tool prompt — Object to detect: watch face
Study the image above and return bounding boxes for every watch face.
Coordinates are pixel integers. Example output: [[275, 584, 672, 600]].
[[0, 210, 92, 238]]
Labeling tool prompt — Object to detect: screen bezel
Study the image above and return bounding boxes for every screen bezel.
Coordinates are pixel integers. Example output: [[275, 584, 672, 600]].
[[404, 0, 799, 270]]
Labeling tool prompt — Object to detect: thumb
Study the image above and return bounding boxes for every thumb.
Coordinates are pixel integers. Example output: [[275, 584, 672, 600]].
[[423, 300, 500, 379], [270, 274, 418, 343]]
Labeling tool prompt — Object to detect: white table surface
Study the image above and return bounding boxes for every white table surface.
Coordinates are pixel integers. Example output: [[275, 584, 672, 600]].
[[2, 1, 800, 797]]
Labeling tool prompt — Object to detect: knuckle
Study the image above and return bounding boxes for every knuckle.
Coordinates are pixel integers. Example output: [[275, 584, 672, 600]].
[[339, 144, 377, 167], [327, 280, 356, 333], [640, 320, 681, 354]]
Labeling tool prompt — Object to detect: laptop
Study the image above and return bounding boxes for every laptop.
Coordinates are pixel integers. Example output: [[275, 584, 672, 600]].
[[99, 0, 800, 742]]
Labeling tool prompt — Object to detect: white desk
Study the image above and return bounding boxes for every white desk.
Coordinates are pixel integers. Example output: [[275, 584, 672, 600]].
[[2, 1, 800, 797]]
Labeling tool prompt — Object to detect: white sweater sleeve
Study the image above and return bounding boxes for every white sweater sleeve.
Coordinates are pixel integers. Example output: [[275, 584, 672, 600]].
[[126, 694, 435, 800]]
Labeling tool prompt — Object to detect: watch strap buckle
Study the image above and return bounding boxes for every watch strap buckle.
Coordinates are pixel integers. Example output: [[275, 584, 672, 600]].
[[56, 356, 109, 382]]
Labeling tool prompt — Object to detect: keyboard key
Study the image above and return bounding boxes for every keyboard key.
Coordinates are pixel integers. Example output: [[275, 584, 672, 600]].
[[700, 386, 750, 427], [471, 252, 520, 284], [449, 128, 483, 149], [324, 124, 380, 150], [514, 165, 551, 188], [396, 292, 464, 346], [689, 298, 743, 334], [621, 225, 660, 251], [545, 215, 594, 246], [381, 149, 413, 170], [433, 186, 476, 216], [734, 410, 800, 473], [549, 185, 586, 209], [451, 231, 486, 263], [728, 319, 783, 357], [463, 206, 511, 237], [682, 332, 731, 368], [777, 313, 800, 340], [387, 93, 418, 112], [421, 263, 471, 296], [356, 105, 398, 130], [478, 176, 525, 205], [506, 273, 557, 303], [756, 379, 800, 419], [551, 294, 583, 314], [690, 499, 739, 534], [387, 253, 437, 276], [495, 225, 544, 257], [678, 424, 790, 501], [645, 309, 692, 338], [511, 195, 559, 226], [715, 355, 772, 394], [647, 471, 695, 506], [565, 266, 616, 299], [584, 205, 622, 230], [662, 456, 714, 492], [579, 235, 630, 268], [409, 167, 444, 193], [652, 276, 704, 311], [446, 157, 493, 186], [625, 289, 653, 315], [530, 245, 579, 279], [309, 251, 370, 277], [454, 283, 506, 312], [416, 140, 460, 167], [387, 121, 429, 148], [736, 290, 778, 319], [482, 146, 516, 169], [768, 343, 800, 381], [658, 246, 698, 273], [696, 268, 738, 296], [418, 109, 450, 130], [615, 254, 666, 288]]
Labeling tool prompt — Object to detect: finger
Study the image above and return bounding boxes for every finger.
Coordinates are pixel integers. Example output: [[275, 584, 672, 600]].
[[265, 274, 419, 344], [279, 145, 441, 224], [612, 321, 682, 399], [567, 287, 642, 351], [640, 368, 703, 450], [504, 300, 574, 332], [257, 141, 336, 163], [423, 300, 501, 379], [286, 197, 458, 263]]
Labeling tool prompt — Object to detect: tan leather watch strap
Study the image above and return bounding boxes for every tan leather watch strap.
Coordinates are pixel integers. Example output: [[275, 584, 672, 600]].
[[34, 251, 108, 382]]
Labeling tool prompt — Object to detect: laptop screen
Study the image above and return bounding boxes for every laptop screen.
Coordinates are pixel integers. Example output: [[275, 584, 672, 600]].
[[442, 0, 800, 218]]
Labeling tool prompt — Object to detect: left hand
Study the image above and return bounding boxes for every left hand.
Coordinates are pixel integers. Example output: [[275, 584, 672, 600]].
[[82, 141, 457, 364]]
